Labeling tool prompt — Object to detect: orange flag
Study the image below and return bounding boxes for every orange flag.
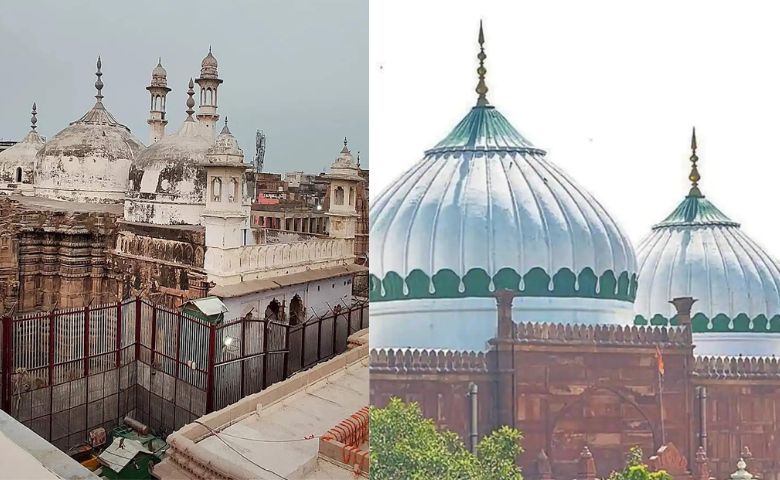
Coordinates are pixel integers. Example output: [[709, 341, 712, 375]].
[[656, 346, 665, 377]]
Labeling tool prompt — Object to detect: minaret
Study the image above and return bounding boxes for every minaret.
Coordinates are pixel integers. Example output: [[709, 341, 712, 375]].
[[323, 138, 364, 243], [195, 47, 223, 134], [146, 58, 171, 143], [202, 118, 251, 283]]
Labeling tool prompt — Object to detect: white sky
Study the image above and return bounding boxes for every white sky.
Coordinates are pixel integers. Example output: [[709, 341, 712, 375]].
[[370, 0, 780, 253]]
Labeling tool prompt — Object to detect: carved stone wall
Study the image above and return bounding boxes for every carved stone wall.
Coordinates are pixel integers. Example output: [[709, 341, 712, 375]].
[[111, 221, 208, 308], [370, 327, 780, 479], [0, 196, 122, 313]]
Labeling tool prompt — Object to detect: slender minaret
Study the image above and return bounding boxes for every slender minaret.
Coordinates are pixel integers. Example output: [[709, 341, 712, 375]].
[[185, 78, 196, 121], [195, 47, 223, 134], [146, 58, 171, 143]]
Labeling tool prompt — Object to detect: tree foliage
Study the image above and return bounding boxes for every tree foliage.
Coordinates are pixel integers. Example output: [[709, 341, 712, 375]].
[[607, 447, 672, 480], [370, 397, 523, 480]]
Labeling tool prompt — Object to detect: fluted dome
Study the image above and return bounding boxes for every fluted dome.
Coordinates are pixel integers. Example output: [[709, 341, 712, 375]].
[[0, 128, 45, 192], [370, 102, 638, 351], [35, 59, 145, 204], [635, 167, 780, 356], [635, 188, 780, 355], [125, 119, 214, 225]]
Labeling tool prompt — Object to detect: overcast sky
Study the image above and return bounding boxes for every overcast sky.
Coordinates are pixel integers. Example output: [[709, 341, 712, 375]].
[[0, 0, 367, 173], [371, 0, 780, 252]]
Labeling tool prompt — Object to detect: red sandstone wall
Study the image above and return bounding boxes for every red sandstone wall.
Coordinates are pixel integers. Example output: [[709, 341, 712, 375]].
[[510, 346, 693, 478]]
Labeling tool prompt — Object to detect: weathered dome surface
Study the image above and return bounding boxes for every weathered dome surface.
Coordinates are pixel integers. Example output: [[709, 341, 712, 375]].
[[200, 49, 219, 78], [370, 103, 638, 351], [125, 120, 214, 225], [34, 101, 144, 203], [635, 192, 780, 356], [206, 122, 244, 162], [0, 129, 45, 187], [151, 60, 168, 87]]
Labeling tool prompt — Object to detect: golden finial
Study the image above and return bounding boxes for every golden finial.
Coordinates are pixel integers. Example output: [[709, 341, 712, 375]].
[[688, 126, 702, 197], [476, 20, 489, 106]]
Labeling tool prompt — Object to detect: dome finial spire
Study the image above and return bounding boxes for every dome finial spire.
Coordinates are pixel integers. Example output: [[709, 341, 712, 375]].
[[185, 78, 196, 120], [95, 56, 104, 103], [475, 20, 489, 106], [30, 102, 38, 131], [688, 126, 702, 198]]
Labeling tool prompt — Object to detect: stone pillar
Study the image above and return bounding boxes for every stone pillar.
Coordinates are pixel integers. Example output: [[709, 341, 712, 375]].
[[534, 450, 554, 480], [669, 296, 697, 325], [491, 289, 516, 429], [577, 446, 597, 480], [694, 446, 712, 480]]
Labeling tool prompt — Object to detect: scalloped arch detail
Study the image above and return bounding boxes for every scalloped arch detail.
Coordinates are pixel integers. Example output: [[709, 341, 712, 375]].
[[369, 267, 638, 303], [634, 312, 780, 333]]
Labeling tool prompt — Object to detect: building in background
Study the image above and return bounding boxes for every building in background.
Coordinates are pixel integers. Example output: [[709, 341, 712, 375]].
[[0, 52, 366, 325], [369, 26, 780, 479]]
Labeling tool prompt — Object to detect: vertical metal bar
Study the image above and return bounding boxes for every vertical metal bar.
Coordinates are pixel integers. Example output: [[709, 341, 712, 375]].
[[347, 308, 353, 335], [115, 302, 122, 368], [316, 316, 322, 361], [48, 311, 55, 440], [300, 323, 306, 370], [261, 320, 269, 390], [83, 305, 90, 377], [175, 312, 182, 380], [239, 319, 245, 399], [134, 297, 141, 361], [331, 312, 338, 358], [282, 323, 290, 380], [150, 306, 158, 368], [206, 323, 217, 413], [1, 316, 11, 412]]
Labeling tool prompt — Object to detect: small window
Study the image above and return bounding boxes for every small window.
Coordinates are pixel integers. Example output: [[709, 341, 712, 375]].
[[212, 177, 222, 202], [334, 186, 345, 205], [349, 187, 355, 205], [229, 177, 238, 203], [15, 167, 22, 183]]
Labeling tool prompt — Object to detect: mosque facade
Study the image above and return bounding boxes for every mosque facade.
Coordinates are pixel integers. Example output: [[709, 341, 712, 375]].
[[0, 50, 365, 323], [369, 25, 780, 479]]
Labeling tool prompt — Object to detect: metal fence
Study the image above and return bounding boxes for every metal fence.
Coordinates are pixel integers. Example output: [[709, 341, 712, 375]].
[[0, 298, 368, 451]]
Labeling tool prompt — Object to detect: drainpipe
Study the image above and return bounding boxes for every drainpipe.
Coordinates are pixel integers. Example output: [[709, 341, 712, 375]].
[[469, 382, 479, 453], [699, 386, 708, 454]]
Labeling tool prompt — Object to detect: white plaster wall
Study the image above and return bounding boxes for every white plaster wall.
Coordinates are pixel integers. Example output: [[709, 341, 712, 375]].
[[220, 274, 354, 321], [35, 154, 133, 203], [204, 237, 355, 285]]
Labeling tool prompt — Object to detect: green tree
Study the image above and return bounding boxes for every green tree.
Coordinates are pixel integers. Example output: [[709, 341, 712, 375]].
[[607, 447, 672, 480], [369, 397, 523, 480]]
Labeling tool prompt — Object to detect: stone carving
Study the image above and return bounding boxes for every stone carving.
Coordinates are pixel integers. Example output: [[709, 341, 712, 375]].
[[535, 449, 553, 480], [694, 446, 713, 480], [578, 446, 597, 480], [648, 443, 691, 478], [368, 349, 488, 374]]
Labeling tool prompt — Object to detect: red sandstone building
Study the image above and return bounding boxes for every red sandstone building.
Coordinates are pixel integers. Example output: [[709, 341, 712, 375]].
[[369, 26, 780, 480]]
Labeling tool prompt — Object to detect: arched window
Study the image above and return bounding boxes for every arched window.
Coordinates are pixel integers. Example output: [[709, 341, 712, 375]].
[[212, 177, 222, 202], [334, 186, 345, 205], [229, 177, 238, 203], [15, 167, 22, 183], [264, 299, 281, 322], [289, 295, 304, 326], [349, 187, 355, 206]]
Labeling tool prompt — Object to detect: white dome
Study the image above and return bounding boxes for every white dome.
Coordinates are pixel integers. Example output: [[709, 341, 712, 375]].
[[125, 119, 214, 225], [370, 104, 638, 351], [635, 191, 780, 356], [34, 103, 144, 203], [0, 130, 45, 191], [35, 60, 145, 204]]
